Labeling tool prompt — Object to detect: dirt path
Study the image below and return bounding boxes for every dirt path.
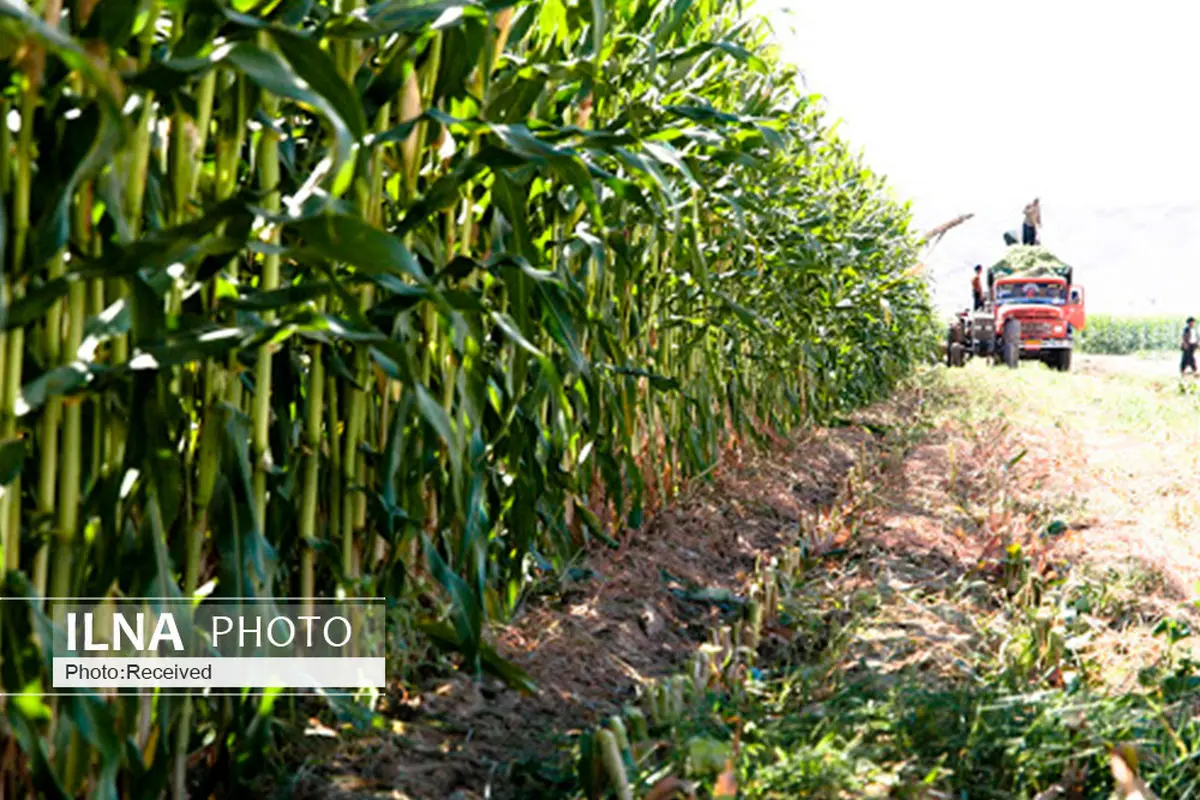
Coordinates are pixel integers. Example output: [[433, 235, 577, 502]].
[[1076, 351, 1179, 380], [284, 357, 1200, 799], [958, 355, 1200, 598]]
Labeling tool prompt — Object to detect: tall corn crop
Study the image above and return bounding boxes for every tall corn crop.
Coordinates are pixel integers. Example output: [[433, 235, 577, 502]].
[[0, 0, 936, 793], [1078, 314, 1180, 355]]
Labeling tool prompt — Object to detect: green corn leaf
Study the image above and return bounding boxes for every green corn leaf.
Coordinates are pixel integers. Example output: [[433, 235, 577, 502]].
[[0, 439, 24, 485], [224, 282, 335, 311], [323, 0, 487, 39], [32, 105, 121, 270], [418, 618, 537, 693], [421, 535, 483, 669], [0, 0, 126, 120], [292, 213, 430, 285], [490, 311, 544, 357], [215, 42, 356, 174], [17, 364, 93, 417], [415, 382, 460, 479], [269, 28, 368, 141]]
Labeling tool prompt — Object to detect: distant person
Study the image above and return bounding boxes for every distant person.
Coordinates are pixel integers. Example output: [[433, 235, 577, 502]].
[[971, 265, 984, 309], [1182, 317, 1199, 376], [1022, 198, 1041, 245]]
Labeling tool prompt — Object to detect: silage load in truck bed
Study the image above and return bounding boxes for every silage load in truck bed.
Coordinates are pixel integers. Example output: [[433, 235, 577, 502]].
[[989, 245, 1072, 279]]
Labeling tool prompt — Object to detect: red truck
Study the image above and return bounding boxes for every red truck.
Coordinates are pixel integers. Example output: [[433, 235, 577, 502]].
[[947, 246, 1086, 371]]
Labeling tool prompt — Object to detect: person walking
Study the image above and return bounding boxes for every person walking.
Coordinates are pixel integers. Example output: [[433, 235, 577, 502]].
[[1022, 198, 1041, 245], [971, 265, 984, 310], [1182, 317, 1199, 376]]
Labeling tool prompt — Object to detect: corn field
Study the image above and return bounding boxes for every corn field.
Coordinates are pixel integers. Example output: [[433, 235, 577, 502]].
[[0, 0, 935, 794], [1077, 314, 1182, 355]]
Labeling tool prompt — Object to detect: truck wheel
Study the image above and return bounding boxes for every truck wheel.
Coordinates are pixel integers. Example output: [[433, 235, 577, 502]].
[[1002, 319, 1020, 368], [1055, 349, 1072, 372]]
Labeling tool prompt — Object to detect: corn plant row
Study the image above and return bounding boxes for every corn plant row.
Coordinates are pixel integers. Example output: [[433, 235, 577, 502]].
[[1076, 314, 1181, 355], [0, 0, 934, 794]]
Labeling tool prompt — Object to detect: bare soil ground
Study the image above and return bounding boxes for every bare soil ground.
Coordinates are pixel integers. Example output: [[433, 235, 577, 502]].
[[283, 355, 1199, 799]]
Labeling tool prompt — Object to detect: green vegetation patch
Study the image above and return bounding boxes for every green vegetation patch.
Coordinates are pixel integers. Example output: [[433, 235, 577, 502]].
[[1078, 314, 1183, 355], [989, 245, 1073, 279]]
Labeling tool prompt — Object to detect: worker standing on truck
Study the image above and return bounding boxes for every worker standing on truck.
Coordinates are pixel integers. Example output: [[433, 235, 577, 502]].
[[1182, 317, 1199, 377], [971, 265, 984, 310], [1022, 198, 1041, 245]]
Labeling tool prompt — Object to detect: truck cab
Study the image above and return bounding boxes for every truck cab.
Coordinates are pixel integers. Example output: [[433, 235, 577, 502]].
[[945, 245, 1086, 372], [1066, 285, 1086, 331], [991, 276, 1083, 370]]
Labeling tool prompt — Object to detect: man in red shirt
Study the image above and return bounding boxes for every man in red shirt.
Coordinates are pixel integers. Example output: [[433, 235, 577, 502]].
[[971, 265, 984, 310]]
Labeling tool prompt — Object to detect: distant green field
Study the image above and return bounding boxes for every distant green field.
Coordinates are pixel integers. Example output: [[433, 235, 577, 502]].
[[1077, 314, 1182, 354]]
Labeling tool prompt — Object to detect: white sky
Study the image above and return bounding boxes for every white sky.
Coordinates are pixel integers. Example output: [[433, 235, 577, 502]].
[[753, 0, 1200, 316]]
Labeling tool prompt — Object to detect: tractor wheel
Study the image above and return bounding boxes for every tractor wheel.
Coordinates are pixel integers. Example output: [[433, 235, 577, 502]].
[[1002, 319, 1020, 368], [946, 326, 966, 367]]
